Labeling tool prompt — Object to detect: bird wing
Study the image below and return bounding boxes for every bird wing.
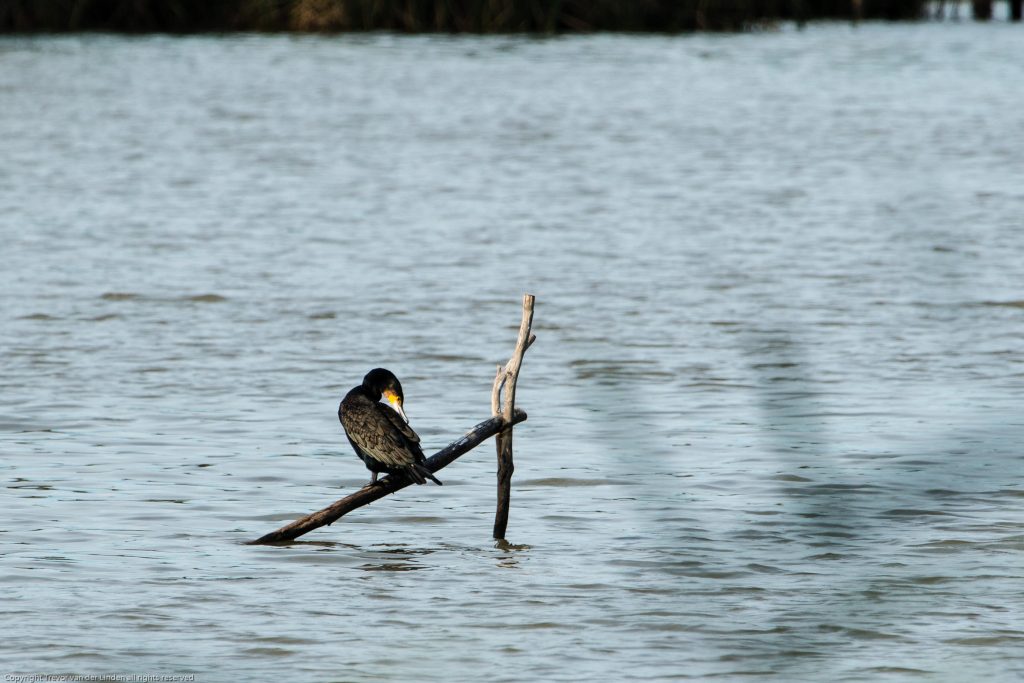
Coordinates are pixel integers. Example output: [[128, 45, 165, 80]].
[[340, 397, 418, 468], [378, 403, 421, 444]]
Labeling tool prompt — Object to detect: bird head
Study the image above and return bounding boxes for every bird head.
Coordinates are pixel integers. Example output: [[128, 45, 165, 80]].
[[362, 368, 409, 423]]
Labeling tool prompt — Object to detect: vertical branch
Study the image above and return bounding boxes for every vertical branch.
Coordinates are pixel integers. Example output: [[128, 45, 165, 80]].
[[492, 294, 536, 540]]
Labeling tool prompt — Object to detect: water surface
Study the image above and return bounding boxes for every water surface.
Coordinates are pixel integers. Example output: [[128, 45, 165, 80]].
[[2, 23, 1024, 682]]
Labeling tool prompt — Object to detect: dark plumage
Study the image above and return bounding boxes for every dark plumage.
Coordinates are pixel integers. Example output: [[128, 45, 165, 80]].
[[338, 368, 442, 487]]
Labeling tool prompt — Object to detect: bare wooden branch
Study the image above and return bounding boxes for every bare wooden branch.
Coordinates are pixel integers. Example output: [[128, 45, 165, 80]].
[[493, 294, 536, 540], [491, 337, 538, 417], [491, 363, 504, 417], [247, 409, 528, 545]]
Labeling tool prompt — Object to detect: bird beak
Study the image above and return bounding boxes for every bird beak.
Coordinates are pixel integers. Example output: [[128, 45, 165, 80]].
[[385, 391, 409, 423]]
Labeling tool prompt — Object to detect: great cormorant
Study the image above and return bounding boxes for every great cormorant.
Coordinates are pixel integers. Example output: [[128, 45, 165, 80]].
[[338, 368, 442, 487]]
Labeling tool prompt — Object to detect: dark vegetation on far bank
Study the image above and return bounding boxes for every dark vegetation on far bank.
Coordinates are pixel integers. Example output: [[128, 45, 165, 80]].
[[1, 0, 929, 33]]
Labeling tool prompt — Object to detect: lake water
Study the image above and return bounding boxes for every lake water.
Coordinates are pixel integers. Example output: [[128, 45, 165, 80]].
[[2, 21, 1024, 682]]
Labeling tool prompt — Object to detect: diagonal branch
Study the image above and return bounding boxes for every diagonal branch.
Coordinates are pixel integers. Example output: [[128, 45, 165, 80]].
[[247, 409, 528, 545]]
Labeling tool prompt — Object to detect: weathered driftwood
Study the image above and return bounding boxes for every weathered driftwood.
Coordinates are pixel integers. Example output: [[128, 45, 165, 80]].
[[248, 409, 527, 545], [491, 294, 536, 540]]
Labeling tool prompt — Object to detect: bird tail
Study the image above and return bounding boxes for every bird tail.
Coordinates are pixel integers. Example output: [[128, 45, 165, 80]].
[[414, 463, 443, 486]]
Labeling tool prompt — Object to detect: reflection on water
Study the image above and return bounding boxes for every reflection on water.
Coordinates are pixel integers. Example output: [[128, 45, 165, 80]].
[[3, 23, 1024, 682]]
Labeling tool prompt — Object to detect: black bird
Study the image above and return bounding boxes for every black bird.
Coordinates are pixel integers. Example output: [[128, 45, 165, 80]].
[[338, 368, 442, 487]]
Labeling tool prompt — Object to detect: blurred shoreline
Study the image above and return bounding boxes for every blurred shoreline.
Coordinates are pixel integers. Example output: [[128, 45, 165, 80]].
[[1, 0, 932, 33]]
